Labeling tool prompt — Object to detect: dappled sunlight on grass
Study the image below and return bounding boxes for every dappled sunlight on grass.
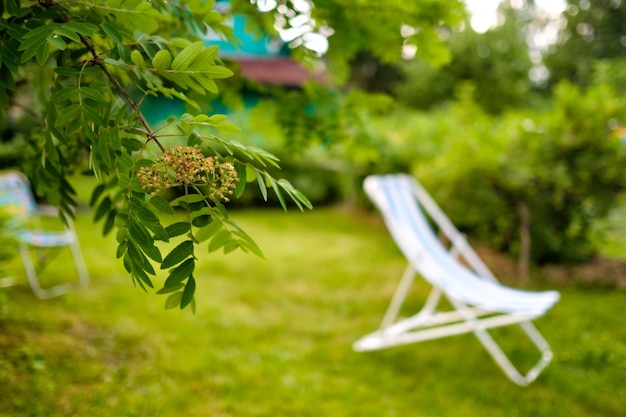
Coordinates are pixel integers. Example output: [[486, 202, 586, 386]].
[[1, 206, 625, 416]]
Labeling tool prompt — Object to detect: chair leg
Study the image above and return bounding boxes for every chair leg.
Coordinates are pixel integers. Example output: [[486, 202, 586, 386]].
[[447, 296, 553, 386], [20, 245, 73, 299], [69, 239, 90, 288], [380, 262, 418, 329]]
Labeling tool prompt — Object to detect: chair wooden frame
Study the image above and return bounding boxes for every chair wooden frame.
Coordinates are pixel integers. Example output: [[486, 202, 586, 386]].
[[353, 174, 560, 386]]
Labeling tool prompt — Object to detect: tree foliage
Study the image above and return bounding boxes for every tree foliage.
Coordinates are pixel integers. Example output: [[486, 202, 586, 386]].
[[401, 81, 626, 264], [231, 0, 467, 82], [0, 0, 311, 311], [394, 2, 534, 113], [544, 0, 626, 88]]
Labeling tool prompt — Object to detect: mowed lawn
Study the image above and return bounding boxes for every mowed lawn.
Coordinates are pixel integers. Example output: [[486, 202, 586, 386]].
[[0, 202, 625, 416]]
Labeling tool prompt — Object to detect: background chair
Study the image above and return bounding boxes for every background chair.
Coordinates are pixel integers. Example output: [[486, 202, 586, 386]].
[[0, 170, 89, 299], [354, 174, 560, 386]]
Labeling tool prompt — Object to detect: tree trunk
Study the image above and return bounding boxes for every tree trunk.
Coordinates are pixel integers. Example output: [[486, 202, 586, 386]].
[[518, 201, 531, 284]]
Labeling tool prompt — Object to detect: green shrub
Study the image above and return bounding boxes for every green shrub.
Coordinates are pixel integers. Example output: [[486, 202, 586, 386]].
[[402, 81, 626, 264]]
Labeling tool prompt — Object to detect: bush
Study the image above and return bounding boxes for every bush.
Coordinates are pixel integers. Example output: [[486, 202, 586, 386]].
[[399, 82, 626, 264]]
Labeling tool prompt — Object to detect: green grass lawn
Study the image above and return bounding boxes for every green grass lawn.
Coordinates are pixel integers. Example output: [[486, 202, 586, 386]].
[[1, 205, 625, 416]]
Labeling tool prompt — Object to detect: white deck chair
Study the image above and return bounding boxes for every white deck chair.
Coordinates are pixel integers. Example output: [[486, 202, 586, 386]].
[[353, 174, 560, 386], [0, 171, 89, 299]]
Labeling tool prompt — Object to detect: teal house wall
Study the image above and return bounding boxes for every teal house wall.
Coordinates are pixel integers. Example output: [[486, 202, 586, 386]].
[[143, 1, 323, 126]]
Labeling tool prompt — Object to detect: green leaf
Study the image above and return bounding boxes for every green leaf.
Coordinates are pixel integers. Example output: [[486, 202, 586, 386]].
[[171, 193, 205, 207], [279, 179, 312, 210], [132, 267, 154, 290], [79, 87, 106, 102], [234, 229, 264, 258], [116, 241, 128, 259], [165, 292, 183, 310], [191, 214, 211, 228], [187, 131, 202, 147], [121, 138, 143, 151], [210, 114, 228, 123], [245, 165, 257, 182], [193, 114, 211, 123], [256, 172, 268, 201], [21, 24, 55, 44], [54, 67, 80, 76], [139, 40, 156, 59], [115, 213, 129, 228], [103, 210, 117, 236], [203, 45, 219, 63], [149, 194, 175, 215], [54, 27, 81, 43], [131, 50, 145, 67], [180, 276, 196, 309], [171, 41, 203, 71], [127, 218, 154, 248], [116, 152, 133, 174], [127, 240, 155, 276], [81, 67, 102, 77], [54, 104, 80, 127], [165, 222, 190, 238], [94, 133, 112, 170], [117, 43, 131, 63], [142, 243, 163, 263], [129, 196, 159, 221], [223, 240, 239, 254], [152, 49, 172, 70], [164, 258, 195, 287], [146, 221, 169, 242], [193, 76, 218, 94], [94, 196, 112, 222], [171, 37, 192, 49], [116, 227, 128, 243], [208, 229, 231, 252], [194, 219, 222, 243], [234, 162, 246, 198], [103, 57, 126, 68], [156, 284, 184, 295], [80, 102, 106, 125], [268, 176, 286, 210], [161, 240, 194, 269], [101, 22, 123, 43], [35, 42, 49, 65], [106, 128, 121, 153], [89, 183, 106, 207], [48, 36, 66, 51], [123, 252, 132, 273], [5, 0, 19, 15], [61, 22, 98, 37]]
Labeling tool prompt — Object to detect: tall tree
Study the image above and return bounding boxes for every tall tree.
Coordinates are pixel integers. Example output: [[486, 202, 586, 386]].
[[543, 0, 626, 87], [393, 1, 534, 113], [231, 0, 467, 82]]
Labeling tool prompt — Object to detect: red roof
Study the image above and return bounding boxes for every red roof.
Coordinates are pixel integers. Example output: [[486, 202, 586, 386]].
[[234, 57, 326, 87]]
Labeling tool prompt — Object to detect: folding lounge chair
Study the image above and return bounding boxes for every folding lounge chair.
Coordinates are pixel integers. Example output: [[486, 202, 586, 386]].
[[353, 174, 560, 386], [0, 171, 89, 299]]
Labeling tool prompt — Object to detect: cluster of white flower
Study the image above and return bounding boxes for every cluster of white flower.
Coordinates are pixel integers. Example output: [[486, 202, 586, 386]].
[[138, 145, 238, 201]]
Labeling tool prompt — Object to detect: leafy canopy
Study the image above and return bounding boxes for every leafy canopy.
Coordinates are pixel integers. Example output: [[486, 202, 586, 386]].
[[232, 0, 467, 81], [0, 0, 311, 311]]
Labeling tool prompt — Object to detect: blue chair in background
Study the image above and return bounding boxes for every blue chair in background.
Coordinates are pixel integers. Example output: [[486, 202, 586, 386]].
[[0, 171, 89, 299]]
